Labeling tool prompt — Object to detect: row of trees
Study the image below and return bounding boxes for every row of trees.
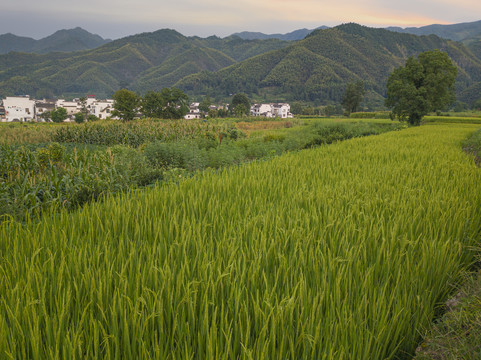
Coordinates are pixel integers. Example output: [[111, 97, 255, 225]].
[[112, 88, 189, 121]]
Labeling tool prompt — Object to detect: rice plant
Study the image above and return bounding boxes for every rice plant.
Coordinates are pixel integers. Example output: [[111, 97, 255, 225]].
[[0, 124, 480, 359]]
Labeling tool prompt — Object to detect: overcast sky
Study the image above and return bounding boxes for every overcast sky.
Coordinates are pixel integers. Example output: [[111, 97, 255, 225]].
[[2, 0, 480, 40]]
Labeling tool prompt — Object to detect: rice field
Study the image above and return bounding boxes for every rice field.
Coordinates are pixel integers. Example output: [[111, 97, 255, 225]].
[[1, 123, 480, 359]]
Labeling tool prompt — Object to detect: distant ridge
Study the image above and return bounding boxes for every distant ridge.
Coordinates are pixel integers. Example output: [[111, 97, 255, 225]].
[[386, 20, 481, 42], [232, 26, 329, 41], [0, 27, 111, 54]]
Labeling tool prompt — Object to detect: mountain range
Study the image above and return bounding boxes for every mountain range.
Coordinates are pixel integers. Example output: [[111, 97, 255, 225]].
[[232, 27, 329, 41], [386, 20, 481, 43], [0, 21, 480, 106], [0, 27, 111, 54], [177, 23, 481, 106]]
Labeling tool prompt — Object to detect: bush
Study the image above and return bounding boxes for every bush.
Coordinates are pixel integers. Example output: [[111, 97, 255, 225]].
[[144, 141, 207, 172]]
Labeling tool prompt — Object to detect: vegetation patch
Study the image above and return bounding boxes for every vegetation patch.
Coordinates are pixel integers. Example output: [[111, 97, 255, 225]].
[[462, 127, 481, 164]]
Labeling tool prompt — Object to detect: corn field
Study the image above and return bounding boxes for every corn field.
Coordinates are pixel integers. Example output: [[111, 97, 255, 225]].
[[0, 124, 480, 359], [52, 119, 225, 147]]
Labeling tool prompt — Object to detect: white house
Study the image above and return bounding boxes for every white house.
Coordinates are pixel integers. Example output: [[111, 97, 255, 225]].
[[35, 99, 56, 121], [272, 103, 292, 118], [56, 99, 79, 116], [250, 103, 293, 118], [2, 96, 36, 122], [251, 103, 274, 117], [90, 99, 115, 119], [184, 112, 201, 120]]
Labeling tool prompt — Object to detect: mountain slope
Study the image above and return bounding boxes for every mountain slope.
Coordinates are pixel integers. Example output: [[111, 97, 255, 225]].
[[0, 27, 110, 54], [176, 24, 481, 105], [0, 29, 290, 98]]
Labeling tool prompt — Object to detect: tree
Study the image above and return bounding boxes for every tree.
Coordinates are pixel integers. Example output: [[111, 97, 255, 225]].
[[342, 81, 365, 115], [198, 96, 212, 113], [230, 93, 250, 116], [112, 89, 140, 121], [472, 98, 481, 111], [159, 87, 189, 119], [74, 112, 85, 124], [141, 91, 164, 118], [234, 104, 247, 117], [38, 111, 51, 122], [51, 107, 68, 123], [79, 96, 89, 119], [385, 50, 457, 125], [290, 102, 304, 115]]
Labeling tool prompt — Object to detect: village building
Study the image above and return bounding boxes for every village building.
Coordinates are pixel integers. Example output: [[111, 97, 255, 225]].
[[56, 99, 80, 116], [35, 99, 56, 121], [250, 103, 293, 118], [2, 96, 36, 122], [90, 99, 115, 119]]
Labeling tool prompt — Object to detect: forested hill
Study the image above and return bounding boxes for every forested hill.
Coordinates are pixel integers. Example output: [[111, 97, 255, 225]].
[[0, 30, 290, 99], [0, 28, 111, 54], [176, 23, 481, 106]]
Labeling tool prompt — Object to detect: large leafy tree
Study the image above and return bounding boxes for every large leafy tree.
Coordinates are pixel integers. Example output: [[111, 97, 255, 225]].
[[385, 50, 457, 125], [230, 93, 250, 116], [51, 107, 68, 123], [112, 89, 140, 121], [141, 91, 164, 118], [141, 88, 189, 119], [159, 87, 189, 119], [342, 81, 365, 115]]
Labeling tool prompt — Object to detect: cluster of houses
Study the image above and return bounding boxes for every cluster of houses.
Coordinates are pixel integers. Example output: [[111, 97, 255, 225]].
[[0, 95, 293, 122], [0, 95, 115, 122], [185, 102, 293, 119]]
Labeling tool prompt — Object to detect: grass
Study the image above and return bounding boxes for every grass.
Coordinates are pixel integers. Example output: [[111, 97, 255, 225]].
[[414, 269, 481, 359], [1, 124, 480, 358]]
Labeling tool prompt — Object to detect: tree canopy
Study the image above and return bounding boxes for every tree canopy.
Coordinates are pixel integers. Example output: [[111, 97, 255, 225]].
[[341, 81, 365, 115], [385, 50, 457, 125], [230, 93, 250, 116], [112, 89, 141, 121], [51, 107, 68, 123]]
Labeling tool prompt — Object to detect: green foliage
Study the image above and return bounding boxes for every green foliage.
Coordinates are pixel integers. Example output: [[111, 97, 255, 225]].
[[87, 114, 99, 122], [158, 87, 189, 119], [342, 80, 365, 115], [51, 107, 68, 123], [350, 111, 391, 119], [52, 120, 223, 147], [0, 143, 131, 222], [141, 88, 190, 119], [386, 50, 458, 125], [230, 93, 250, 115], [112, 89, 140, 121], [74, 112, 84, 124], [141, 90, 164, 118], [462, 127, 481, 164], [198, 96, 211, 112]]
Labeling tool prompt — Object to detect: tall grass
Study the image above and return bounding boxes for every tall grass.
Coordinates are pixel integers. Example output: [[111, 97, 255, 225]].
[[0, 124, 481, 359]]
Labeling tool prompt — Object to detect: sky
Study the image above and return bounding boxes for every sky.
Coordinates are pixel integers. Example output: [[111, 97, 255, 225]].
[[1, 0, 480, 40]]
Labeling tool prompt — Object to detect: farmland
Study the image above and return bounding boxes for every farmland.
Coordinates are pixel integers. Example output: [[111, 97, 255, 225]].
[[0, 118, 402, 222], [0, 119, 480, 358]]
